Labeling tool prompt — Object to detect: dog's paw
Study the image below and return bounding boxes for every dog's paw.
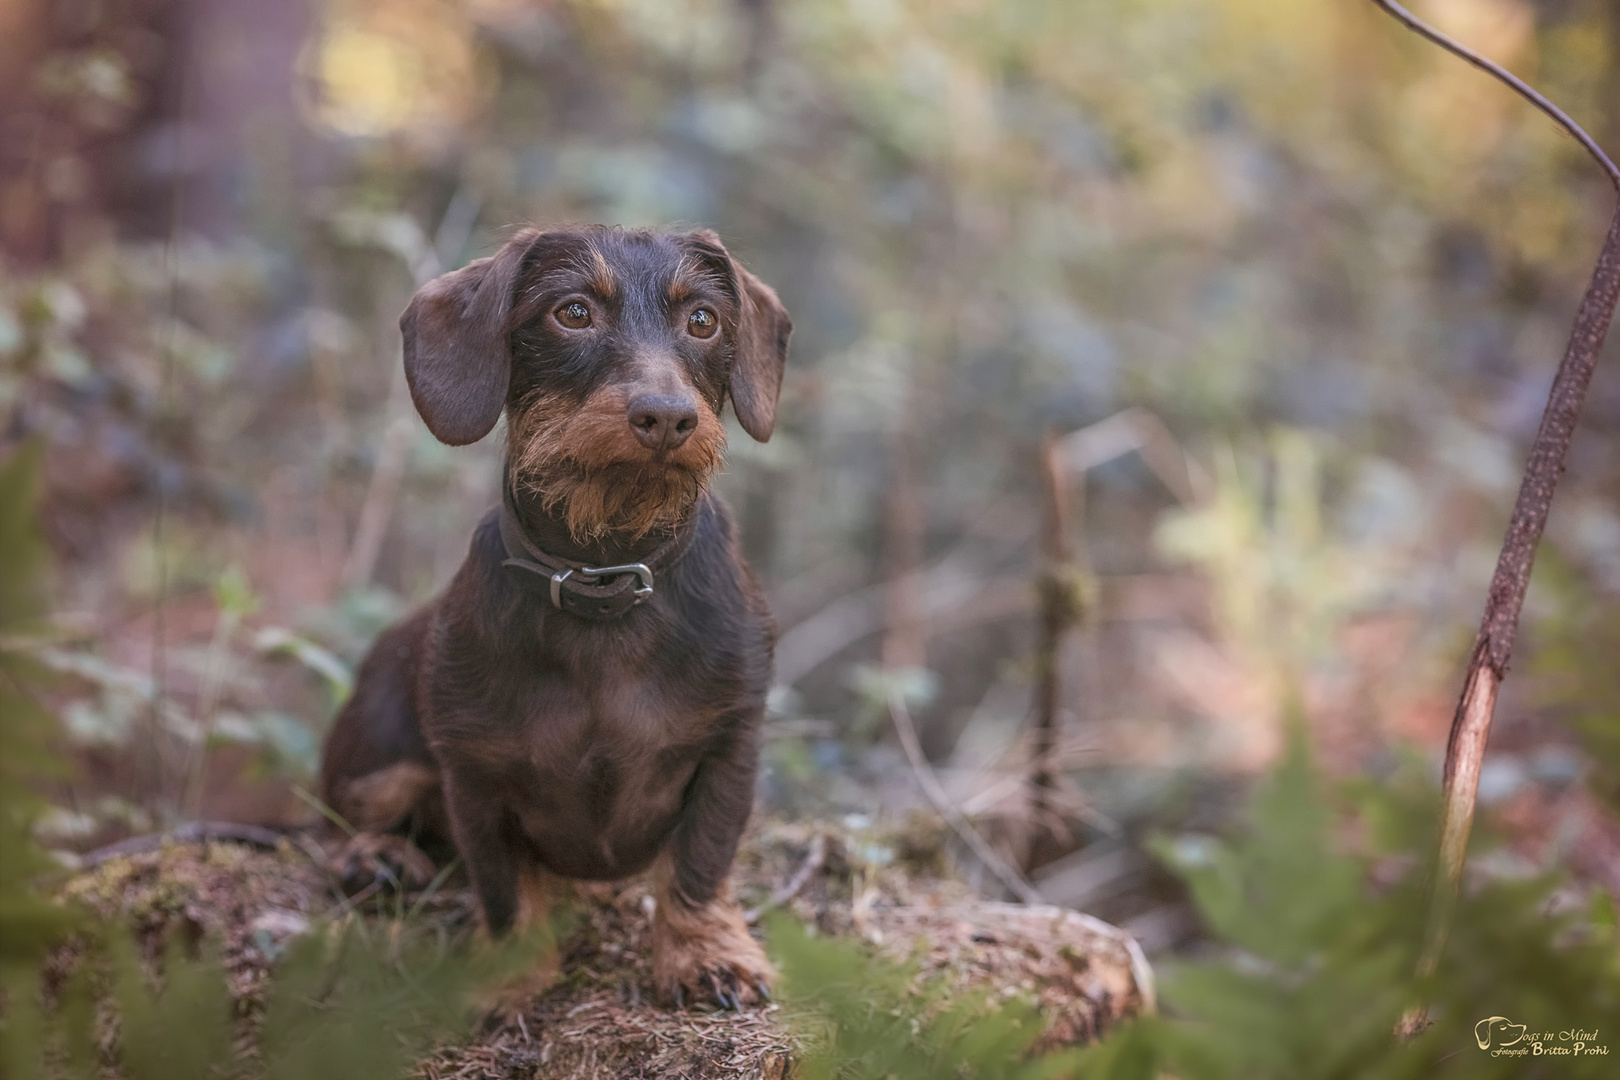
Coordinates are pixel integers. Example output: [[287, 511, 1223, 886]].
[[476, 977, 550, 1033], [330, 832, 437, 895], [652, 897, 775, 1010], [473, 930, 562, 1031]]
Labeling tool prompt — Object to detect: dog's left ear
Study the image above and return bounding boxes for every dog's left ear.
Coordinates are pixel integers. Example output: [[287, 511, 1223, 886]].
[[686, 230, 792, 443], [400, 230, 537, 446]]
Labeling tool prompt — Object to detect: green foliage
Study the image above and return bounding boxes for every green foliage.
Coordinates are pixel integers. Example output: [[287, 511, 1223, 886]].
[[1072, 734, 1620, 1080], [1155, 728, 1370, 969], [769, 730, 1620, 1080], [1127, 735, 1419, 1080], [254, 627, 354, 710], [5, 916, 511, 1080], [1120, 731, 1422, 1080], [112, 937, 237, 1080], [0, 447, 506, 1079], [1528, 551, 1620, 815], [0, 443, 82, 968], [1155, 431, 1402, 676], [255, 919, 526, 1080], [847, 664, 939, 743], [769, 913, 1081, 1080], [213, 565, 262, 624], [0, 444, 87, 1077]]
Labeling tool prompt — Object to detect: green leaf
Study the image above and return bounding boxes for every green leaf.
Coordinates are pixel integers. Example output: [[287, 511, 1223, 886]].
[[112, 936, 235, 1080], [212, 564, 260, 622]]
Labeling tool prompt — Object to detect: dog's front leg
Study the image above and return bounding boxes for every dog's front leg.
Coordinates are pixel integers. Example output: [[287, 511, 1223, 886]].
[[442, 768, 524, 936], [652, 722, 774, 1009], [443, 767, 560, 1020]]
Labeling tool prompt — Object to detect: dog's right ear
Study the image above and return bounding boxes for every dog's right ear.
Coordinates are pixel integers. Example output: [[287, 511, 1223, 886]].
[[400, 231, 537, 446]]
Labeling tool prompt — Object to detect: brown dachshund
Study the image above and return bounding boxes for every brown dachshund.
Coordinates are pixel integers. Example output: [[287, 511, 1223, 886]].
[[318, 225, 790, 1008]]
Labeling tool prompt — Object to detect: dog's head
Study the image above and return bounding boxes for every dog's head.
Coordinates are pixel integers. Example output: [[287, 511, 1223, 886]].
[[401, 226, 791, 541]]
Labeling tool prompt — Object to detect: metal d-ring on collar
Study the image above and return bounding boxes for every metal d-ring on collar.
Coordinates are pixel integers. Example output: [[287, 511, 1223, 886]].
[[496, 473, 697, 621]]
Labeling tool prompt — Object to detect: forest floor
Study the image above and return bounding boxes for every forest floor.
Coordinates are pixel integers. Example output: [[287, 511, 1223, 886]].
[[55, 820, 1151, 1079]]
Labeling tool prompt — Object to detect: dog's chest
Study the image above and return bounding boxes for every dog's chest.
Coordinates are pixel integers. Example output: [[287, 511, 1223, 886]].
[[530, 670, 705, 762], [472, 638, 700, 770], [491, 669, 711, 874]]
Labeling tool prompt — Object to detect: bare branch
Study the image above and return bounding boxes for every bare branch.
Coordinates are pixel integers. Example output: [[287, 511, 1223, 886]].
[[1371, 0, 1619, 190], [1056, 407, 1209, 508], [744, 833, 828, 924], [1371, 0, 1620, 1015], [1416, 205, 1620, 984], [79, 821, 291, 868], [342, 374, 415, 590], [1028, 431, 1078, 866], [887, 686, 1044, 905]]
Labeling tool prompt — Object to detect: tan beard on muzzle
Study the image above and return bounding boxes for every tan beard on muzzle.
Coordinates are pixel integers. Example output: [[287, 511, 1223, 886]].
[[507, 389, 726, 542]]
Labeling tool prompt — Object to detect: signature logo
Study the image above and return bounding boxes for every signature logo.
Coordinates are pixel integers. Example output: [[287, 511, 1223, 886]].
[[1474, 1018, 1608, 1059], [1476, 1017, 1527, 1049]]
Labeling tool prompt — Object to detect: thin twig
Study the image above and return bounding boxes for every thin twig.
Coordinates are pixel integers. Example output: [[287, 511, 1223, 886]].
[[1371, 0, 1619, 190], [406, 856, 464, 921], [773, 560, 1017, 687], [887, 687, 1043, 904], [744, 834, 827, 923], [1055, 406, 1209, 508], [1026, 407, 1203, 869], [1029, 432, 1079, 867], [292, 783, 358, 838], [146, 30, 196, 821], [341, 371, 415, 589], [184, 601, 247, 818], [340, 192, 481, 592], [1370, 0, 1620, 1019]]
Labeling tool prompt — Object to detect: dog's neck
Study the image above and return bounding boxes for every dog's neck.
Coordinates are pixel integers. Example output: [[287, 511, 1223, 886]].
[[505, 475, 695, 567]]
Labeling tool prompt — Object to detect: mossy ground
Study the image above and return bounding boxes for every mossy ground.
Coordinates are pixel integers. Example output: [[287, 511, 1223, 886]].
[[52, 821, 1147, 1079]]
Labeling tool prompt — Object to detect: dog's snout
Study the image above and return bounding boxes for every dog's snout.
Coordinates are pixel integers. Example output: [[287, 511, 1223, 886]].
[[627, 393, 700, 451]]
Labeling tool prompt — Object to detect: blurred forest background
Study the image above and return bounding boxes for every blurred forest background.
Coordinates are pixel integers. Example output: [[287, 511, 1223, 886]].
[[7, 0, 1620, 968]]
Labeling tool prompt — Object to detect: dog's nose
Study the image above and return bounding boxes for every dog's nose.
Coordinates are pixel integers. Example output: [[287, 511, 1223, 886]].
[[627, 393, 699, 451]]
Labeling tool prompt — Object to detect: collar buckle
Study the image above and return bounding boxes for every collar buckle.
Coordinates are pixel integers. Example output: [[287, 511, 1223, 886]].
[[544, 563, 654, 611], [578, 563, 655, 602]]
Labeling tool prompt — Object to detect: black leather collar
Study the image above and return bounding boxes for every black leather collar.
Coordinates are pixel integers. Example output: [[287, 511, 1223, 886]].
[[497, 476, 698, 621]]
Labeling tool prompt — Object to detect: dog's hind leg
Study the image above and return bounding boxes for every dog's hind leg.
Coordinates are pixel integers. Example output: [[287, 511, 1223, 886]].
[[326, 761, 442, 891], [318, 608, 446, 890], [333, 760, 440, 834]]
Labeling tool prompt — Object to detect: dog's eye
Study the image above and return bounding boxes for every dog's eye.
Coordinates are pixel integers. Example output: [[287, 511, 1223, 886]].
[[555, 301, 592, 330], [687, 308, 717, 339]]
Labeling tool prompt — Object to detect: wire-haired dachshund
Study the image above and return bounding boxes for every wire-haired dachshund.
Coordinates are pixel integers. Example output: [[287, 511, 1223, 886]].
[[318, 225, 790, 1008]]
